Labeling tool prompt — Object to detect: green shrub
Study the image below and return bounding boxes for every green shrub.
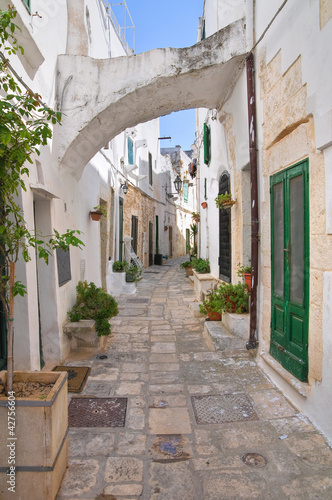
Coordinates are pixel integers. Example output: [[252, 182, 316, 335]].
[[218, 282, 250, 313], [237, 262, 251, 277], [68, 281, 118, 336], [113, 260, 128, 272], [126, 263, 142, 282], [180, 260, 193, 269], [193, 258, 210, 274], [199, 287, 223, 315]]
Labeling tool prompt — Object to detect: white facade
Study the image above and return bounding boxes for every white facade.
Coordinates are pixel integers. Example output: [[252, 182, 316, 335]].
[[197, 0, 332, 442], [1, 0, 187, 371]]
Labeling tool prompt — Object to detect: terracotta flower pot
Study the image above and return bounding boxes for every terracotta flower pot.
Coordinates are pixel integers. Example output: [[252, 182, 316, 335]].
[[201, 202, 208, 209], [90, 211, 103, 221], [184, 265, 194, 276], [225, 295, 237, 313], [207, 308, 221, 321], [244, 272, 251, 292]]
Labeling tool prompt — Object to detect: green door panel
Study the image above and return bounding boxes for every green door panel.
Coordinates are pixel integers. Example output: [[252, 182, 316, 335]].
[[270, 159, 309, 382]]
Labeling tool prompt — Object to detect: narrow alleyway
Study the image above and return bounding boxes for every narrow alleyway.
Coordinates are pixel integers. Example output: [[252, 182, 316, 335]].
[[57, 258, 332, 500]]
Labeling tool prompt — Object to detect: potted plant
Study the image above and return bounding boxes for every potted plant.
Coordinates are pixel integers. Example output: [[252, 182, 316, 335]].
[[68, 281, 118, 337], [113, 260, 128, 273], [90, 204, 107, 221], [237, 263, 252, 292], [0, 9, 84, 498], [126, 263, 142, 282], [193, 258, 210, 274], [199, 288, 223, 321], [201, 201, 208, 209], [191, 212, 200, 223], [215, 193, 236, 209], [180, 260, 195, 276], [218, 282, 250, 313]]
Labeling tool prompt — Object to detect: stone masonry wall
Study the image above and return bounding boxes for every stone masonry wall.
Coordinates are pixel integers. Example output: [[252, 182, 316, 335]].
[[258, 50, 332, 382]]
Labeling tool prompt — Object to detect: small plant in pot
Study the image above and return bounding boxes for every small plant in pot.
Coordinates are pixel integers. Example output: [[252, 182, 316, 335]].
[[215, 193, 236, 209], [126, 263, 142, 282], [199, 288, 223, 321], [180, 260, 194, 276], [191, 211, 200, 223], [90, 204, 107, 221], [113, 260, 128, 273], [237, 263, 252, 292], [218, 282, 250, 314], [193, 258, 210, 274]]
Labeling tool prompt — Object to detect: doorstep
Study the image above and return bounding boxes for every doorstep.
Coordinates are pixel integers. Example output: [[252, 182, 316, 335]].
[[203, 320, 252, 355], [260, 352, 311, 398]]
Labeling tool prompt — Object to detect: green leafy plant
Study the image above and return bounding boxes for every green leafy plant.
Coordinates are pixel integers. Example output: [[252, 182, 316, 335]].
[[92, 204, 107, 217], [0, 8, 84, 393], [237, 263, 251, 277], [126, 263, 142, 282], [217, 282, 250, 313], [190, 223, 198, 236], [215, 193, 235, 209], [113, 260, 128, 272], [68, 281, 118, 336], [193, 258, 210, 274], [191, 211, 200, 222], [180, 260, 193, 269], [199, 287, 223, 316]]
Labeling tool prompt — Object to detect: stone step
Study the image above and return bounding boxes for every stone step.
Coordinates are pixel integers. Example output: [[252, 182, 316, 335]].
[[188, 301, 206, 318], [203, 320, 250, 354]]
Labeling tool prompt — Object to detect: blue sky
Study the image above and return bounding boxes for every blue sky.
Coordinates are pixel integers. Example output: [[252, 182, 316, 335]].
[[123, 0, 205, 150]]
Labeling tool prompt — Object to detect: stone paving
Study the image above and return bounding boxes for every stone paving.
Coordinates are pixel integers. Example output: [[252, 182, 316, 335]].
[[57, 258, 332, 500]]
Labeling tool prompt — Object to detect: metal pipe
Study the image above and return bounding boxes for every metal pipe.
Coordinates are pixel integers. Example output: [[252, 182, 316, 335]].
[[246, 52, 259, 350]]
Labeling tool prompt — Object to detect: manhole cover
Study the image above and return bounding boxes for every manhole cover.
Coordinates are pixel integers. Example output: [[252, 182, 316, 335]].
[[68, 397, 127, 427], [242, 453, 267, 468], [191, 394, 258, 424], [127, 298, 149, 303]]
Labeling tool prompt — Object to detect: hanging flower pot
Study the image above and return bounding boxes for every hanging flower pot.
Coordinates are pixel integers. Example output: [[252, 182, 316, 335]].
[[90, 211, 103, 221], [201, 202, 208, 209], [215, 193, 236, 210]]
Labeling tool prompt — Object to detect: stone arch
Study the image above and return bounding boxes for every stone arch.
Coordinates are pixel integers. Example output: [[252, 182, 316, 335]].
[[57, 18, 247, 178]]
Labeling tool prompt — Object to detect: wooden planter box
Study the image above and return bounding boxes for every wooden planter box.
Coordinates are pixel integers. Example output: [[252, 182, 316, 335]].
[[0, 371, 68, 500]]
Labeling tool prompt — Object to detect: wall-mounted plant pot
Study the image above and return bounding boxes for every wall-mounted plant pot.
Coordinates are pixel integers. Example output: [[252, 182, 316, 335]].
[[154, 254, 163, 266], [201, 202, 208, 209], [164, 226, 168, 231], [90, 211, 103, 221], [220, 200, 236, 210], [126, 273, 135, 282]]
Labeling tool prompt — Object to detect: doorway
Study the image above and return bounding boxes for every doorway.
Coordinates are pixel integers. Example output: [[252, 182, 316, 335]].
[[149, 222, 153, 266], [131, 215, 138, 255], [169, 226, 173, 258], [119, 198, 124, 260], [270, 159, 309, 382], [219, 172, 231, 282]]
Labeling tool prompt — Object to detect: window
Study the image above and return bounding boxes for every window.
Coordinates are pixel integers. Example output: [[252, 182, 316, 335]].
[[56, 248, 71, 286], [128, 137, 134, 165], [149, 152, 153, 186], [22, 0, 31, 12], [201, 19, 206, 40], [184, 182, 189, 203], [204, 123, 211, 165]]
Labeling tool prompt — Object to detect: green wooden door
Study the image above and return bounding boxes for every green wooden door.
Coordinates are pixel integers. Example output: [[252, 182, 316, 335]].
[[270, 159, 309, 381], [119, 198, 124, 261]]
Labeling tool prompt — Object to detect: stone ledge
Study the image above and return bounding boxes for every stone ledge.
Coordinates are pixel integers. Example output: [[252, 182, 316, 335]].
[[193, 271, 217, 300], [260, 352, 311, 398], [63, 320, 99, 349]]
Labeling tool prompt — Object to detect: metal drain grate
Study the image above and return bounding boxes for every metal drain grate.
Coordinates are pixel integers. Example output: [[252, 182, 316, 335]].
[[191, 394, 258, 424], [68, 397, 127, 427]]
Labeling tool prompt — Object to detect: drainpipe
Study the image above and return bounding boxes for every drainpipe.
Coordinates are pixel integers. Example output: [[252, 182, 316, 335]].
[[246, 52, 258, 350]]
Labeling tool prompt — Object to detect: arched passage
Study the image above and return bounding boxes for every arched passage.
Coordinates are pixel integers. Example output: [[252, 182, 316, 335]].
[[57, 18, 247, 178]]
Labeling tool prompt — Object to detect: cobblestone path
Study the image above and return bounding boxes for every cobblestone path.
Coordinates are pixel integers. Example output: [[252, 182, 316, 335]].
[[57, 258, 332, 500]]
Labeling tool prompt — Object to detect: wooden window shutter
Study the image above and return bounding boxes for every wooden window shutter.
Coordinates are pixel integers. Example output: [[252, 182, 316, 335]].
[[204, 123, 211, 165], [184, 182, 189, 203], [128, 137, 134, 165], [22, 0, 31, 12]]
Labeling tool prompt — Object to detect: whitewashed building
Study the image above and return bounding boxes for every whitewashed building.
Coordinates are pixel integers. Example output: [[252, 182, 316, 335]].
[[196, 0, 332, 441]]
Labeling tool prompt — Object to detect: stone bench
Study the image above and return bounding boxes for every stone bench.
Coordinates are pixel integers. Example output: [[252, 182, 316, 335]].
[[193, 271, 217, 300]]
